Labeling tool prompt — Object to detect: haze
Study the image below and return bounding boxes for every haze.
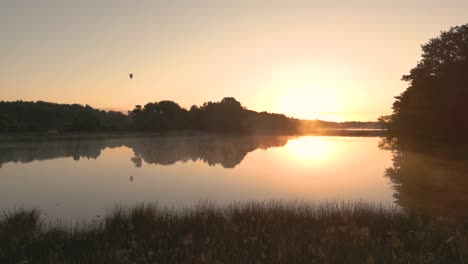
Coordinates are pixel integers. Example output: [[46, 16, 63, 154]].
[[1, 0, 467, 121]]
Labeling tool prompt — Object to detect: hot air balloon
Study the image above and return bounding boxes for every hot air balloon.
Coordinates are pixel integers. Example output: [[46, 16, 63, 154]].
[[129, 73, 133, 79]]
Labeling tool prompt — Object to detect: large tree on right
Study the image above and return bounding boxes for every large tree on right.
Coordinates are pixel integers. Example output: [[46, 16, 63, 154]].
[[381, 24, 468, 142]]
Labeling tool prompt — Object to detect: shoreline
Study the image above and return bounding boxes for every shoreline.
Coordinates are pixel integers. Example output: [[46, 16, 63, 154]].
[[0, 129, 386, 142]]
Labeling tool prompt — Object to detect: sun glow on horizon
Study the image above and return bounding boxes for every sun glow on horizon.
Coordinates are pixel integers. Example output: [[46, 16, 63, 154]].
[[276, 84, 342, 121], [2, 1, 467, 123], [250, 64, 347, 121]]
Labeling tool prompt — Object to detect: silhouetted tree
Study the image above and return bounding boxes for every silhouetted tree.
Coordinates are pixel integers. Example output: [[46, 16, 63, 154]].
[[3, 97, 375, 134], [129, 100, 189, 131], [197, 97, 247, 133], [0, 101, 130, 132], [380, 24, 468, 142], [128, 97, 299, 134]]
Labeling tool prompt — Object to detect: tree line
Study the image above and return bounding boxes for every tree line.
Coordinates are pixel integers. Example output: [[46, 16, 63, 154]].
[[0, 101, 129, 132], [128, 97, 299, 134], [0, 97, 299, 134]]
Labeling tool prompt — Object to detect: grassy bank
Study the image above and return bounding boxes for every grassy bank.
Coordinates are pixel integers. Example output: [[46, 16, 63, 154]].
[[1, 201, 466, 263]]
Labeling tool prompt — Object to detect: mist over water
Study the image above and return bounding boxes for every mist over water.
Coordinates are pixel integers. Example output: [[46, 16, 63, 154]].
[[0, 135, 397, 221]]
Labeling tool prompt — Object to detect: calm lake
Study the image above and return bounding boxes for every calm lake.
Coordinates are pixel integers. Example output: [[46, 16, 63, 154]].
[[1, 135, 465, 221]]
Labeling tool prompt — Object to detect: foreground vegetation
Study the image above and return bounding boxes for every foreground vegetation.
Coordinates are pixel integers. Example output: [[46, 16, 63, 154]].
[[1, 202, 467, 263]]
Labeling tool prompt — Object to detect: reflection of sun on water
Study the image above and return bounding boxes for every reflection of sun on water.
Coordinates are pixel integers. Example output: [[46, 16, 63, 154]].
[[283, 136, 338, 164]]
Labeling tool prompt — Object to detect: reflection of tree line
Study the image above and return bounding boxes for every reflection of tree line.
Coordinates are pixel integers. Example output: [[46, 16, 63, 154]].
[[381, 139, 468, 219], [128, 136, 289, 168], [0, 136, 290, 169], [0, 140, 107, 166]]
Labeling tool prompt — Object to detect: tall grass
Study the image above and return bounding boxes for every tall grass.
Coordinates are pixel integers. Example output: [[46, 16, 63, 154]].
[[0, 201, 466, 263]]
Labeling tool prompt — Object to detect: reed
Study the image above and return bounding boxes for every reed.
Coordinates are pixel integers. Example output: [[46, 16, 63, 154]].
[[0, 201, 466, 263]]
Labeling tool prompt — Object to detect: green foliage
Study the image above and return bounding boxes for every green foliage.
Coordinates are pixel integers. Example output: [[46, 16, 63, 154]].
[[382, 24, 468, 142]]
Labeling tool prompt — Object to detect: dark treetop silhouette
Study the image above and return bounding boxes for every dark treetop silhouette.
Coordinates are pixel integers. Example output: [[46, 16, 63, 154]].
[[380, 23, 468, 143], [0, 101, 130, 132], [375, 23, 468, 222], [0, 97, 379, 134]]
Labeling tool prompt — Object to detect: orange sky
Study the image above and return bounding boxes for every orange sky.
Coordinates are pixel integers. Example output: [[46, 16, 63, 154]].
[[1, 1, 467, 121]]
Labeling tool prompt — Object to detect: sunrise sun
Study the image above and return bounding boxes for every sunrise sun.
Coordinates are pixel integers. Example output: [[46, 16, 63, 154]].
[[277, 84, 342, 121]]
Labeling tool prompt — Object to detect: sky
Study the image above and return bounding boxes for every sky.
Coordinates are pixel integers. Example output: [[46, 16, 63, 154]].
[[1, 1, 467, 121]]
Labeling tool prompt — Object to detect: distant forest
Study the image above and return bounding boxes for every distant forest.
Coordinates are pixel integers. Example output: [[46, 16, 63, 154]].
[[0, 98, 380, 134]]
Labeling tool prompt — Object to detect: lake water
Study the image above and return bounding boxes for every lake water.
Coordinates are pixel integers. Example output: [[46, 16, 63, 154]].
[[0, 135, 430, 221]]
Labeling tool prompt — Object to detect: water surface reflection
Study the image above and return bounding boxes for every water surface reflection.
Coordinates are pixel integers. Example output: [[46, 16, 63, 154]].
[[0, 136, 394, 221], [0, 135, 290, 169], [382, 140, 468, 220]]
